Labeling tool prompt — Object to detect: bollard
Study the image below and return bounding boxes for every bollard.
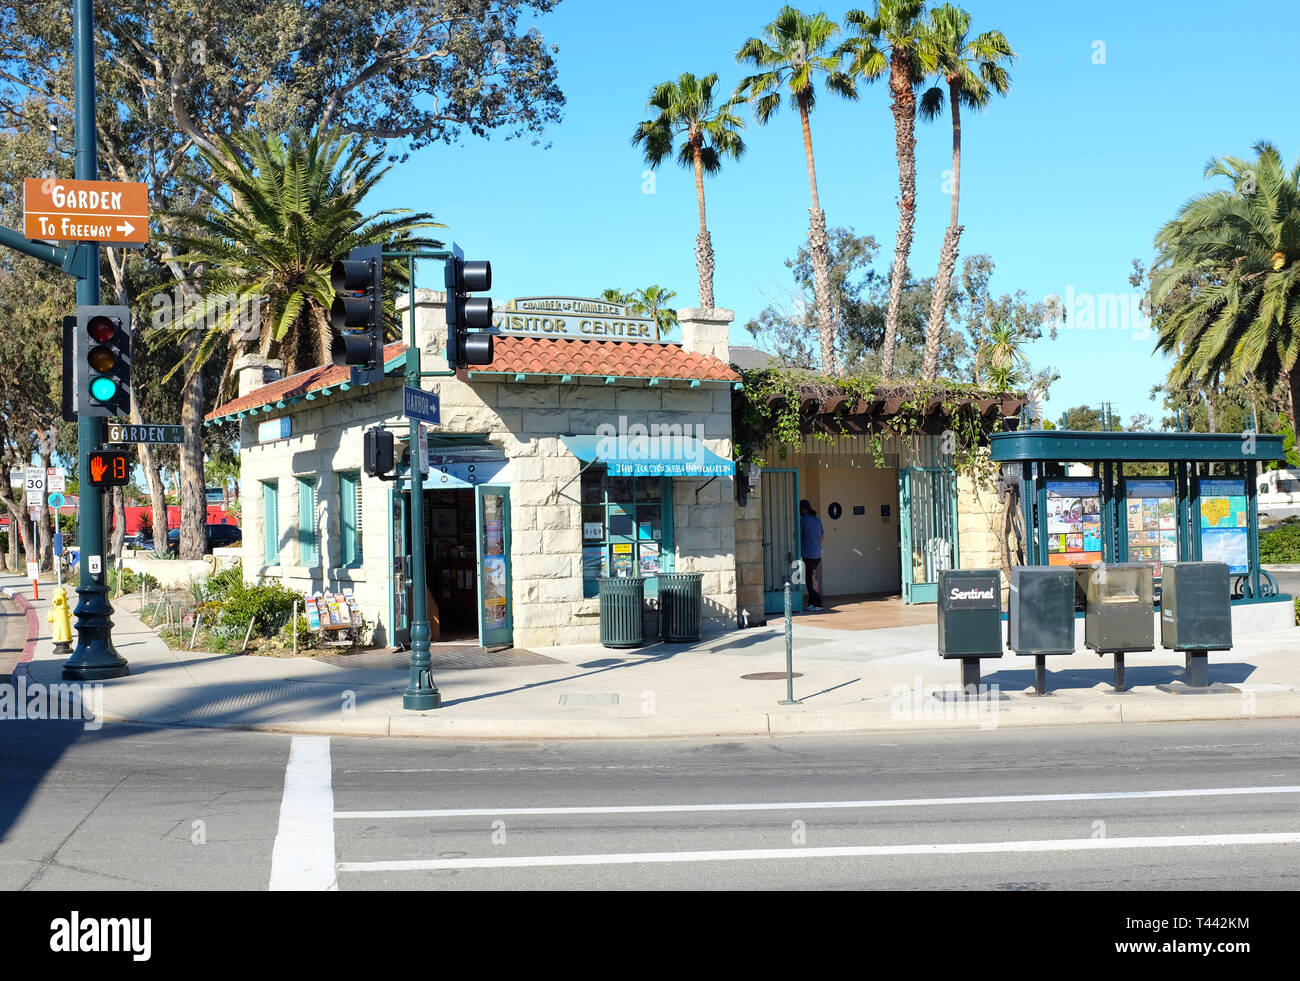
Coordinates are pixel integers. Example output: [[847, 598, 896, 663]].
[[779, 580, 801, 705]]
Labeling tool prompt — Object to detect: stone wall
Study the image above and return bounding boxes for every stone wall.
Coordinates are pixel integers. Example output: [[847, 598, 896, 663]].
[[957, 470, 1008, 578], [734, 465, 766, 626]]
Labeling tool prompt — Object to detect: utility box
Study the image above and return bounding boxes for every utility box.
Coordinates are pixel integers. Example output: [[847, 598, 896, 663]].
[[1160, 562, 1232, 651], [938, 569, 1003, 659], [1082, 563, 1154, 652], [1009, 567, 1076, 655]]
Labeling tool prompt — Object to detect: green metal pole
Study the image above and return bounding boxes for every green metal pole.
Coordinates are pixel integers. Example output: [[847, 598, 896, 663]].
[[62, 0, 126, 681], [401, 255, 439, 710]]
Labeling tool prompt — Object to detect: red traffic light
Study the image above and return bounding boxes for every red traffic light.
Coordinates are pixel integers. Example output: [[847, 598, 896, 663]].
[[87, 315, 116, 343]]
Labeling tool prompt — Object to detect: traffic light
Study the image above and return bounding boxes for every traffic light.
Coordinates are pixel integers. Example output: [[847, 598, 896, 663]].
[[87, 450, 130, 488], [364, 427, 395, 478], [74, 305, 131, 417], [445, 243, 495, 370], [329, 244, 384, 385]]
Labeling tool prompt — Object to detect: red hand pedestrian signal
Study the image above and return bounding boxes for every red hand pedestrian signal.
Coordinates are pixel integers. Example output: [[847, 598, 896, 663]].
[[87, 451, 129, 488]]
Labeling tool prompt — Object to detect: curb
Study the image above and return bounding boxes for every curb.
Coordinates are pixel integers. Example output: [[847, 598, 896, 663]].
[[0, 587, 39, 675], [82, 689, 1300, 740]]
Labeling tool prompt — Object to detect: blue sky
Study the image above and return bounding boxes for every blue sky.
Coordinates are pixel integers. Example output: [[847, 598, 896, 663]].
[[378, 0, 1300, 426]]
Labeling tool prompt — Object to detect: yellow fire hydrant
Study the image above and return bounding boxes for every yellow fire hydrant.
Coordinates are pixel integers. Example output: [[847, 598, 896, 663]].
[[48, 586, 74, 653]]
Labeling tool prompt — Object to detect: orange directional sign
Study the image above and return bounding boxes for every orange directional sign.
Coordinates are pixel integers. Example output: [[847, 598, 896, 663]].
[[23, 178, 149, 244]]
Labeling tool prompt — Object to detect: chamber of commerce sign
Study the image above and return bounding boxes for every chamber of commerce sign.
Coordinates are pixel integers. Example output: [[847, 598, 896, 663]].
[[491, 297, 660, 341]]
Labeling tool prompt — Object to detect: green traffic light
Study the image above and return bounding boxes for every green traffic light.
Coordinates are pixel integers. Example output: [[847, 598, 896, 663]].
[[89, 376, 118, 402]]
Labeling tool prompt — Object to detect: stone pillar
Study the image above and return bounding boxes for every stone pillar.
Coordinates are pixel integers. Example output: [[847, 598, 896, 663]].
[[678, 307, 734, 363], [397, 288, 450, 371], [233, 355, 283, 397], [734, 463, 766, 627]]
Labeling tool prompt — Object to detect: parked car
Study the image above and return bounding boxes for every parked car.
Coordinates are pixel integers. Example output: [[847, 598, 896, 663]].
[[125, 533, 154, 551], [166, 524, 242, 556]]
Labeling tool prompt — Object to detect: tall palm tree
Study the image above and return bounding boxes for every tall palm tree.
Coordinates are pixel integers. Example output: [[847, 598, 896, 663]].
[[842, 0, 937, 379], [1151, 142, 1300, 429], [917, 4, 1014, 381], [632, 73, 745, 311], [160, 127, 444, 388], [736, 5, 857, 374]]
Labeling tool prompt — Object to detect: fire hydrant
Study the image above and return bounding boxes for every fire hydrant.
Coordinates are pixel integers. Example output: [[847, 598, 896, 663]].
[[48, 587, 73, 653]]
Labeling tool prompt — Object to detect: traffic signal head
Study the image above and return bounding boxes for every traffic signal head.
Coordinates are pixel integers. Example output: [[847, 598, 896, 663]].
[[364, 427, 395, 477], [328, 244, 384, 385], [444, 246, 495, 370], [73, 305, 131, 418], [87, 450, 130, 488]]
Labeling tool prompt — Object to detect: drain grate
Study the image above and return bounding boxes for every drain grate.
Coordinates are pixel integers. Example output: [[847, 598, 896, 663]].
[[742, 672, 804, 681], [558, 693, 620, 706]]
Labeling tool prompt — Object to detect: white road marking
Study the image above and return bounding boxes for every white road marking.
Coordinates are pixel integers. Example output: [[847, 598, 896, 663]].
[[335, 784, 1300, 820], [336, 832, 1300, 873], [269, 736, 337, 891]]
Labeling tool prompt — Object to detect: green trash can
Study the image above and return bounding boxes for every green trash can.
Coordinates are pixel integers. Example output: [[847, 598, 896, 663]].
[[599, 577, 645, 648], [659, 572, 704, 642]]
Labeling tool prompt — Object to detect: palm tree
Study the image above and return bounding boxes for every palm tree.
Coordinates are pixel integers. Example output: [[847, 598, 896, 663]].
[[736, 5, 857, 374], [1151, 142, 1300, 429], [975, 320, 1028, 390], [632, 73, 745, 311], [160, 127, 444, 389], [631, 285, 680, 338], [841, 0, 937, 379], [917, 4, 1014, 381]]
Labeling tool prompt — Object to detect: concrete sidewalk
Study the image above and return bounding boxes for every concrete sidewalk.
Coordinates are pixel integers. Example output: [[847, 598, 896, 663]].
[[3, 572, 1299, 739]]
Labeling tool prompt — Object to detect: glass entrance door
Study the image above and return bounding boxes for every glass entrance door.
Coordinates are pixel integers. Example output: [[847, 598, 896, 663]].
[[389, 488, 411, 646], [475, 485, 513, 648]]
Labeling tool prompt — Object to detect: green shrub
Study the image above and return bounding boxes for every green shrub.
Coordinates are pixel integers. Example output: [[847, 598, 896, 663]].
[[1261, 524, 1300, 564], [114, 567, 161, 594], [218, 580, 299, 634], [206, 562, 244, 600]]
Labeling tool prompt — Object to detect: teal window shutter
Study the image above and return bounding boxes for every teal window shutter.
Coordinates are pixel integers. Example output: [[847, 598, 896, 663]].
[[340, 472, 362, 567], [263, 480, 279, 565], [298, 477, 318, 566]]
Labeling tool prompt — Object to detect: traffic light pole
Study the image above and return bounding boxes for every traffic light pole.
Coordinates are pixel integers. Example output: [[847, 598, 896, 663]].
[[62, 0, 126, 680]]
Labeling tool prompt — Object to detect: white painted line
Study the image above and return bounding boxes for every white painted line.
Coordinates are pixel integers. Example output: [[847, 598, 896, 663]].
[[337, 832, 1300, 873], [335, 784, 1300, 820], [269, 736, 337, 891]]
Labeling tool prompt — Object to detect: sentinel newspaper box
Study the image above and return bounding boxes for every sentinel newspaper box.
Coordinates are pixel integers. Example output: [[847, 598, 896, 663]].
[[938, 569, 1003, 659]]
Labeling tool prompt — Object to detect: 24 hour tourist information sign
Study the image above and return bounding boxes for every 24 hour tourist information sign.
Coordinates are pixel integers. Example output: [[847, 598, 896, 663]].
[[24, 178, 149, 244]]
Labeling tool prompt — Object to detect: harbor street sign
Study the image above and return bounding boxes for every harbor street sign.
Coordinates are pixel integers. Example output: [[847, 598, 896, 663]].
[[106, 423, 183, 444], [24, 178, 149, 244], [491, 297, 661, 341], [403, 386, 441, 425]]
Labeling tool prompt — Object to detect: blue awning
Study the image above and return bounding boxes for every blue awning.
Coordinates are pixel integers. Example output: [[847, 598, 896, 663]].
[[561, 434, 735, 477]]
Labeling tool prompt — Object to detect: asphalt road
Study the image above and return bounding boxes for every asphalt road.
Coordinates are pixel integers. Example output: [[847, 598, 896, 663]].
[[2, 718, 1299, 891]]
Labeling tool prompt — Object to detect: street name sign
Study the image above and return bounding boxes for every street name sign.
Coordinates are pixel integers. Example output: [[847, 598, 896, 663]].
[[107, 423, 184, 444], [24, 178, 149, 244], [403, 386, 440, 425]]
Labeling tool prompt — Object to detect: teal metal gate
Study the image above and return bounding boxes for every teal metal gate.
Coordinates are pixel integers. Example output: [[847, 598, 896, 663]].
[[761, 468, 803, 614], [899, 467, 959, 604]]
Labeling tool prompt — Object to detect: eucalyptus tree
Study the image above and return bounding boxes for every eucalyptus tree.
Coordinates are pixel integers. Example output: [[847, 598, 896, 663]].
[[736, 5, 857, 374], [917, 3, 1015, 381], [632, 73, 745, 310], [841, 0, 937, 378]]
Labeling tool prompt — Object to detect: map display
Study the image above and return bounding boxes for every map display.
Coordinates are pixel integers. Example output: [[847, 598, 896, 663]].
[[1045, 480, 1104, 567], [1199, 478, 1248, 574], [1124, 478, 1178, 576]]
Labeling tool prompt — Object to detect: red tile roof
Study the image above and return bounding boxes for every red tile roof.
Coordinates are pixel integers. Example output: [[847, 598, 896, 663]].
[[206, 343, 406, 421], [477, 336, 740, 382], [208, 336, 738, 422]]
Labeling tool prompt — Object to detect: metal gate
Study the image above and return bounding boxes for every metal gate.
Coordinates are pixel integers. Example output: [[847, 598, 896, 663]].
[[760, 468, 803, 614], [899, 467, 959, 604]]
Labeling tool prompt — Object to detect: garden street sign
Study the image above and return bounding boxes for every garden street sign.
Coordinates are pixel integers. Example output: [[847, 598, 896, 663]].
[[106, 423, 183, 444], [24, 178, 149, 244]]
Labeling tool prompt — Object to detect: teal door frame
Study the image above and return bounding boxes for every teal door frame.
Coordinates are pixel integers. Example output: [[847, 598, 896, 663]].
[[899, 467, 959, 604], [760, 468, 803, 614], [475, 484, 513, 648], [387, 487, 411, 647]]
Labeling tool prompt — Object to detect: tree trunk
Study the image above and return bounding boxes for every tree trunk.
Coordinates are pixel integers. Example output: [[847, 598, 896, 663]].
[[110, 485, 126, 559], [692, 145, 715, 311], [882, 53, 919, 380], [179, 328, 207, 560], [36, 451, 52, 572], [1289, 369, 1300, 434], [5, 505, 17, 572], [798, 97, 837, 374], [922, 80, 964, 382], [130, 387, 169, 553]]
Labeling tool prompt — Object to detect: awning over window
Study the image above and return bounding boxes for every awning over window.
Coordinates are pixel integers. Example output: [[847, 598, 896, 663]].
[[561, 434, 735, 477]]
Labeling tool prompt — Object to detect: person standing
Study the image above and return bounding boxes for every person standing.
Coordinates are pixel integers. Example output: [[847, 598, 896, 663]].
[[799, 499, 824, 611]]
